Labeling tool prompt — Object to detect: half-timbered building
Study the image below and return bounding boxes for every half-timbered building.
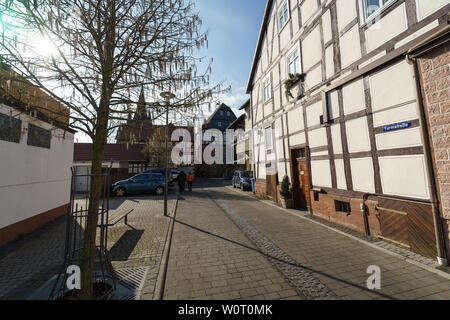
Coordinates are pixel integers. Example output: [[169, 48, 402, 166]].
[[246, 0, 450, 263]]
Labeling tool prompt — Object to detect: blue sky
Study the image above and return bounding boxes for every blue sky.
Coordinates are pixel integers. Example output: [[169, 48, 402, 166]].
[[195, 0, 266, 113], [75, 1, 266, 142]]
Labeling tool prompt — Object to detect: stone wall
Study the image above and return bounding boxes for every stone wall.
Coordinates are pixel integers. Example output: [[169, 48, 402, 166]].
[[418, 41, 450, 259]]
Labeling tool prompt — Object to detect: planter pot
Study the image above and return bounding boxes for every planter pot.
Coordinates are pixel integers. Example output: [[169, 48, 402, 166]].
[[280, 198, 293, 209]]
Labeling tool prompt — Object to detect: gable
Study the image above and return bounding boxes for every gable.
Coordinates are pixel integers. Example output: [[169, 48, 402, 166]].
[[246, 0, 274, 93]]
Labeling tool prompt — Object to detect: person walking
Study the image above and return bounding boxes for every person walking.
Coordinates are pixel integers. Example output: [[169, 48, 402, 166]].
[[178, 170, 186, 193], [187, 172, 194, 192]]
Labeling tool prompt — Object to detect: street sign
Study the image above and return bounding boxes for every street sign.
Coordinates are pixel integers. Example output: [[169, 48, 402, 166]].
[[382, 121, 412, 133]]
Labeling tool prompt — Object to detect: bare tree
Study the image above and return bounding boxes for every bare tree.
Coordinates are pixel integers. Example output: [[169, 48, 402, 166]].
[[0, 0, 225, 299], [141, 126, 173, 168]]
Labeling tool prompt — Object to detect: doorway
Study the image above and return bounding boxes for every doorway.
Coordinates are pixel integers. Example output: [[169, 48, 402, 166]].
[[291, 147, 311, 210]]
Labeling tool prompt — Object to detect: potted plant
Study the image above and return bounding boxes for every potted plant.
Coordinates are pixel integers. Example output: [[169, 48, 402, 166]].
[[280, 176, 293, 209], [283, 73, 305, 100]]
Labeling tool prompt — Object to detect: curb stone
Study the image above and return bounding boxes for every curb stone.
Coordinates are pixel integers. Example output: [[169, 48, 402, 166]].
[[152, 194, 179, 300]]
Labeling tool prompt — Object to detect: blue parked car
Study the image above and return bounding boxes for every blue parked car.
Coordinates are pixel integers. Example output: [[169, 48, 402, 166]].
[[112, 173, 166, 197], [232, 170, 254, 191]]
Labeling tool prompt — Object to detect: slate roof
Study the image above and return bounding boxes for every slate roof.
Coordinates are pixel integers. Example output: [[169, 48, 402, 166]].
[[203, 103, 237, 131]]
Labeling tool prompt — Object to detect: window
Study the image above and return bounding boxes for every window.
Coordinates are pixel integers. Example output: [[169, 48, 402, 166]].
[[27, 124, 51, 149], [263, 77, 271, 102], [325, 92, 335, 121], [220, 111, 223, 116], [0, 112, 21, 143], [278, 1, 290, 30], [218, 122, 222, 127], [287, 49, 300, 75], [227, 111, 230, 116], [264, 127, 273, 151], [360, 0, 396, 22], [335, 200, 351, 214]]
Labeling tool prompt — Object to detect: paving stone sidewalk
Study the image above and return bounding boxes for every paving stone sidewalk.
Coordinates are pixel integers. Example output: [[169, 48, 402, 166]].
[[0, 195, 176, 299], [162, 190, 302, 300], [215, 187, 450, 300]]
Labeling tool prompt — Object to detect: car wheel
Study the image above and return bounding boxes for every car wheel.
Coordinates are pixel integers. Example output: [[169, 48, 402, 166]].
[[155, 186, 164, 196], [233, 181, 236, 188], [115, 187, 126, 197]]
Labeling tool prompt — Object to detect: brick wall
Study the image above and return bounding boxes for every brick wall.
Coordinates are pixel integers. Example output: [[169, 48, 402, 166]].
[[418, 41, 450, 259], [310, 192, 380, 236], [254, 179, 267, 198]]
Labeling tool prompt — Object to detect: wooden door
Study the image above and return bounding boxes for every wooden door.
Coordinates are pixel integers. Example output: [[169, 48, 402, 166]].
[[292, 148, 311, 210]]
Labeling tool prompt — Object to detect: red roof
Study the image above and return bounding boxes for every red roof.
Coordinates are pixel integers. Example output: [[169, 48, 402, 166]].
[[116, 123, 194, 143], [74, 143, 147, 162]]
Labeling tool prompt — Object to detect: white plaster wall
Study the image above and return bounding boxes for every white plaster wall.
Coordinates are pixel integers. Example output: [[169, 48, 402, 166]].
[[305, 64, 322, 89], [302, 26, 322, 71], [308, 128, 328, 148], [346, 117, 371, 153], [311, 160, 332, 188], [365, 3, 408, 53], [372, 101, 419, 127], [306, 101, 323, 128], [342, 78, 366, 115], [336, 0, 357, 32], [370, 60, 416, 113], [350, 158, 375, 193], [339, 25, 361, 69], [291, 4, 300, 35], [335, 159, 347, 190], [376, 127, 423, 150], [274, 88, 282, 111], [264, 101, 273, 117], [0, 104, 74, 230], [395, 20, 439, 49], [331, 124, 343, 154], [301, 0, 318, 24], [416, 0, 449, 21], [322, 10, 333, 44], [311, 150, 328, 157], [379, 155, 430, 199], [276, 138, 285, 160], [289, 132, 306, 147], [280, 22, 291, 49], [325, 45, 335, 79], [287, 107, 304, 133], [278, 162, 287, 180]]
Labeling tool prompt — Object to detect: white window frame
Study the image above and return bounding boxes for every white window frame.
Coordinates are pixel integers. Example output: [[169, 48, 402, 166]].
[[278, 1, 290, 31], [263, 77, 272, 102], [286, 45, 301, 76], [359, 0, 398, 24], [264, 126, 273, 152]]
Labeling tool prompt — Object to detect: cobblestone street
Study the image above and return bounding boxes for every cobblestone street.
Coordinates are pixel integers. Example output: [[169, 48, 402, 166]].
[[2, 180, 450, 300], [161, 180, 450, 300], [0, 195, 176, 299]]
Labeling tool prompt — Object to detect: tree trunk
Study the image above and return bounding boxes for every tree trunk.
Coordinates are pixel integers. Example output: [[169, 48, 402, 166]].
[[79, 107, 109, 300]]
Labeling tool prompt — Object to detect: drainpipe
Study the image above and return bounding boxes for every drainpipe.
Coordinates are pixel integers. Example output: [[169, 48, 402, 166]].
[[362, 193, 372, 237], [250, 95, 257, 180], [406, 54, 448, 266]]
